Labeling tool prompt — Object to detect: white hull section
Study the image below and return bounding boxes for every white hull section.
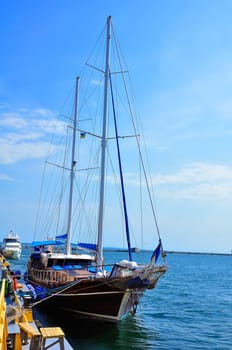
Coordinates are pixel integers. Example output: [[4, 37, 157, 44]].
[[2, 247, 21, 259]]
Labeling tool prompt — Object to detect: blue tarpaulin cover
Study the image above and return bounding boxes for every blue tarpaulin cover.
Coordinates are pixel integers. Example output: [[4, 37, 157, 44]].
[[31, 240, 64, 247], [74, 242, 97, 251]]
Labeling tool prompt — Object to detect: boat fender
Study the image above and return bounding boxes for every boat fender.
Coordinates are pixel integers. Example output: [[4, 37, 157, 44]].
[[26, 284, 37, 300], [118, 260, 138, 269], [95, 271, 106, 278], [13, 276, 17, 290], [128, 261, 138, 270], [10, 270, 21, 279], [118, 260, 129, 268]]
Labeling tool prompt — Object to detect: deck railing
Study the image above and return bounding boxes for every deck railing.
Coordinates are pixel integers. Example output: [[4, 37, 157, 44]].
[[31, 267, 93, 285]]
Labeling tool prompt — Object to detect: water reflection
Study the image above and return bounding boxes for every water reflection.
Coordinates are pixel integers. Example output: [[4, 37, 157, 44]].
[[34, 306, 158, 350]]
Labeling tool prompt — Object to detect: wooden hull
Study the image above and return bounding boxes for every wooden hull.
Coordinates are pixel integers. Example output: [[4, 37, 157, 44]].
[[44, 289, 141, 322], [28, 277, 146, 322], [26, 252, 167, 322], [26, 264, 168, 322]]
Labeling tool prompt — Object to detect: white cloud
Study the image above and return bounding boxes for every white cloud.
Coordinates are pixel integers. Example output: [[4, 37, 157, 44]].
[[0, 114, 29, 129], [176, 183, 232, 200], [0, 141, 58, 164], [153, 162, 232, 200], [0, 173, 13, 181], [0, 105, 66, 164], [34, 118, 66, 134], [32, 108, 54, 117], [1, 105, 232, 203], [2, 132, 43, 143], [154, 163, 232, 184], [106, 162, 232, 200]]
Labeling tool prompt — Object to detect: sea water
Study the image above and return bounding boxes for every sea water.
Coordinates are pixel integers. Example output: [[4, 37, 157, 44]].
[[11, 248, 232, 349]]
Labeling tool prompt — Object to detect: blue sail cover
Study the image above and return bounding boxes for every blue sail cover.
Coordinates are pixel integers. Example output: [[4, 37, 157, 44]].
[[55, 233, 68, 240], [75, 242, 97, 252], [31, 240, 64, 247]]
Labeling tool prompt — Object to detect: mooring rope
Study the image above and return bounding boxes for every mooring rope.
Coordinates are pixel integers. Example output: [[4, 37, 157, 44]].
[[31, 279, 81, 307]]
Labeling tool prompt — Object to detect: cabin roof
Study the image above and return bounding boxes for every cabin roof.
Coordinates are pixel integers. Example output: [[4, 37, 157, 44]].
[[47, 252, 95, 260]]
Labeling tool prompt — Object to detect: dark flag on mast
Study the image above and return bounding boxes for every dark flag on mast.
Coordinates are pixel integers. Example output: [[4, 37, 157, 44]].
[[151, 240, 162, 264]]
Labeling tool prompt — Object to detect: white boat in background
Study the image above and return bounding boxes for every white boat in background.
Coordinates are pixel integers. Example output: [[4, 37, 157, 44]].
[[1, 230, 22, 259]]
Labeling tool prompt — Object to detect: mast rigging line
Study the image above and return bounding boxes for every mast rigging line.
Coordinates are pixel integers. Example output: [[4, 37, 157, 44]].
[[111, 24, 161, 241], [109, 71, 132, 261]]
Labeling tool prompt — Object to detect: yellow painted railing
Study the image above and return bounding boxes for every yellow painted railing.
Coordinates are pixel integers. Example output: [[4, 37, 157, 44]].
[[0, 279, 7, 350]]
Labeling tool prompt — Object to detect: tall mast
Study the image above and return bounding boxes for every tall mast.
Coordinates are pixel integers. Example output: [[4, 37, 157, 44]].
[[66, 76, 79, 255], [96, 16, 111, 269]]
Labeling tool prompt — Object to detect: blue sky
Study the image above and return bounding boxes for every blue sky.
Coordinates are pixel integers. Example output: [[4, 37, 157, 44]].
[[1, 1, 232, 253]]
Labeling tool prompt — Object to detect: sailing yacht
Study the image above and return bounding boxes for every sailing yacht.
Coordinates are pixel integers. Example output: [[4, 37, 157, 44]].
[[1, 230, 22, 260], [25, 16, 167, 322]]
